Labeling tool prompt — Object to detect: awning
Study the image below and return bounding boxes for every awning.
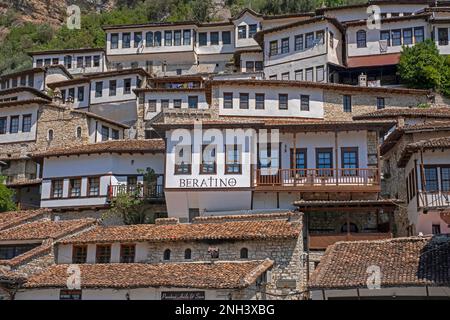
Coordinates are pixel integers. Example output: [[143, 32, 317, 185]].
[[347, 53, 401, 68]]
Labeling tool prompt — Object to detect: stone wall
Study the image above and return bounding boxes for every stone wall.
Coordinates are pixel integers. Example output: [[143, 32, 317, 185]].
[[323, 90, 430, 121], [308, 211, 389, 233]]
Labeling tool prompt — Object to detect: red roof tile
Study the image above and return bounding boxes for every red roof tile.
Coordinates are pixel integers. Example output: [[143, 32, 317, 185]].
[[0, 209, 49, 231], [347, 53, 401, 68]]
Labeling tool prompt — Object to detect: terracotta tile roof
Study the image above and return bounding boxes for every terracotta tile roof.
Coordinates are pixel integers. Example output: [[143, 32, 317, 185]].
[[407, 136, 450, 150], [353, 108, 450, 120], [28, 48, 105, 56], [24, 260, 274, 289], [32, 139, 165, 158], [0, 87, 52, 101], [0, 218, 97, 241], [0, 268, 27, 284], [309, 236, 450, 290], [0, 240, 53, 268], [346, 53, 400, 68], [59, 218, 300, 244], [0, 209, 49, 231]]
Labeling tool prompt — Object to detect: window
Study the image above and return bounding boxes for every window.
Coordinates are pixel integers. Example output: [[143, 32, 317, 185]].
[[68, 88, 75, 101], [316, 30, 325, 44], [380, 30, 391, 46], [148, 100, 157, 113], [279, 94, 288, 110], [342, 147, 359, 176], [174, 99, 182, 109], [175, 145, 192, 174], [240, 248, 248, 259], [316, 66, 325, 82], [356, 30, 367, 48], [0, 117, 6, 134], [11, 78, 17, 88], [210, 32, 219, 45], [441, 167, 450, 191], [295, 70, 303, 81], [109, 80, 117, 96], [291, 149, 307, 172], [414, 27, 424, 43], [183, 30, 191, 45], [154, 32, 162, 46], [343, 95, 352, 113], [72, 245, 87, 264], [329, 31, 334, 47], [145, 31, 153, 47], [111, 129, 119, 140], [69, 178, 81, 198], [111, 33, 119, 49], [391, 29, 402, 46], [255, 93, 265, 110], [269, 75, 277, 80], [51, 180, 63, 198], [101, 126, 109, 141], [88, 177, 100, 196], [164, 31, 172, 46], [439, 28, 449, 46], [9, 116, 19, 133], [377, 97, 385, 109], [424, 167, 439, 192], [201, 144, 216, 174], [163, 249, 171, 261], [28, 74, 34, 87], [93, 55, 100, 67], [44, 58, 51, 66], [96, 245, 111, 263], [222, 31, 231, 44], [305, 32, 314, 48], [161, 100, 169, 109], [20, 76, 26, 86], [120, 244, 135, 263], [77, 56, 84, 69], [223, 92, 233, 109], [249, 24, 257, 38], [184, 248, 192, 260], [245, 61, 254, 72], [239, 93, 249, 109], [295, 35, 304, 51], [77, 86, 84, 102], [432, 224, 441, 235], [36, 59, 43, 67], [316, 148, 333, 176], [225, 144, 241, 174], [122, 32, 131, 48], [281, 38, 289, 54], [300, 95, 310, 111], [173, 30, 182, 46], [306, 68, 314, 81], [281, 72, 290, 80], [60, 290, 82, 300], [48, 129, 54, 141], [22, 114, 32, 132], [188, 96, 198, 109], [134, 32, 142, 48], [199, 32, 207, 46], [64, 56, 72, 69], [403, 28, 413, 45], [269, 40, 278, 56], [124, 78, 132, 94], [95, 81, 103, 98], [238, 26, 247, 39], [84, 56, 91, 68], [255, 61, 263, 71]]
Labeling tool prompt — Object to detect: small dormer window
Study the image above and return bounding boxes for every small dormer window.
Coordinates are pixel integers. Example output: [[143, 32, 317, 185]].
[[238, 26, 247, 39], [249, 24, 257, 38]]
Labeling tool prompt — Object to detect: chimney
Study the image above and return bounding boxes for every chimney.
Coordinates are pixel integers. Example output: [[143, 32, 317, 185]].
[[358, 73, 367, 87]]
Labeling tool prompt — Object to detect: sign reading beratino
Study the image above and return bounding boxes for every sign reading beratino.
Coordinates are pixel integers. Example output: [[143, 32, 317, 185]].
[[179, 177, 237, 188]]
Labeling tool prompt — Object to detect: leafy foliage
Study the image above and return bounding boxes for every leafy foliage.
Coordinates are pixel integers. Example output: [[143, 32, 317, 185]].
[[0, 176, 16, 213], [398, 40, 450, 96]]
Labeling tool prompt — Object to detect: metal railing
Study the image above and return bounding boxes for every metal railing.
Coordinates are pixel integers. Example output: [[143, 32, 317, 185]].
[[108, 184, 165, 200], [418, 191, 450, 209]]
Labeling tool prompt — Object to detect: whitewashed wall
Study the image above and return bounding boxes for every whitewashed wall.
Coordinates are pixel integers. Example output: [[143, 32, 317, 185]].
[[0, 104, 38, 144], [32, 51, 105, 74]]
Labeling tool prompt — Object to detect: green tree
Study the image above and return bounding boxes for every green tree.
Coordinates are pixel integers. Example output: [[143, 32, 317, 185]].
[[398, 40, 447, 92], [0, 176, 16, 213]]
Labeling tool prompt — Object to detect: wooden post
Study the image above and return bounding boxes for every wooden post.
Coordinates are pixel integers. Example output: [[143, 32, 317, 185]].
[[293, 132, 297, 186], [335, 131, 339, 186]]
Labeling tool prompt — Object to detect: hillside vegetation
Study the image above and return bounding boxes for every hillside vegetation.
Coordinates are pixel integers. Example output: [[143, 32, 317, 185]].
[[0, 0, 365, 75]]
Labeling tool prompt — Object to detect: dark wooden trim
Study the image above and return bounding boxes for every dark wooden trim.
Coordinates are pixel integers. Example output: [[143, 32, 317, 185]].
[[315, 147, 333, 169], [95, 244, 112, 264], [119, 243, 136, 263], [72, 245, 88, 264], [341, 146, 359, 169]]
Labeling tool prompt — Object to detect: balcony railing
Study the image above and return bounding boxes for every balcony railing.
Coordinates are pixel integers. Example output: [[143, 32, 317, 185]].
[[418, 191, 450, 209], [107, 184, 165, 200], [254, 168, 380, 191], [309, 232, 392, 250]]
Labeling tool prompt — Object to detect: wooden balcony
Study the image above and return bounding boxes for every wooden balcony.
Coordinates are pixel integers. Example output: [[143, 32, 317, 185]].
[[107, 184, 165, 201], [418, 191, 450, 210], [254, 168, 380, 192], [309, 232, 392, 250]]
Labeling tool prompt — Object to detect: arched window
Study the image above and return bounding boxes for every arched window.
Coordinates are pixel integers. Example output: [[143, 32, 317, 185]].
[[240, 248, 248, 259], [341, 223, 359, 233], [154, 32, 162, 47], [48, 129, 54, 141], [163, 249, 171, 261], [184, 248, 192, 260], [356, 30, 367, 48], [146, 32, 153, 47], [76, 126, 82, 138]]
